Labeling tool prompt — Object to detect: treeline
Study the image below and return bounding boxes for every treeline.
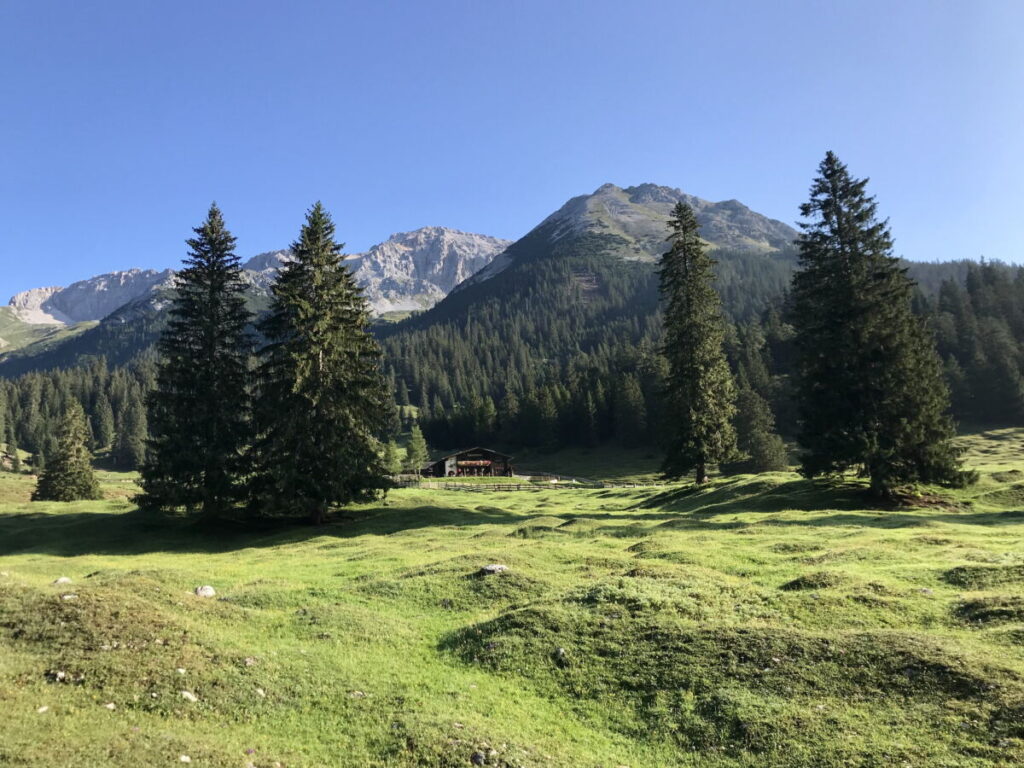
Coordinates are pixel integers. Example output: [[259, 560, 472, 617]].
[[5, 262, 1024, 473], [0, 358, 151, 473]]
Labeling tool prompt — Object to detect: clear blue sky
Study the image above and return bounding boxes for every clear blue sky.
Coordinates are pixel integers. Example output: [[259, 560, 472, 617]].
[[2, 0, 1022, 296]]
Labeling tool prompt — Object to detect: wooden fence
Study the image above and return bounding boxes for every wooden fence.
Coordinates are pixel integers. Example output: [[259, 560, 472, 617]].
[[390, 478, 668, 492]]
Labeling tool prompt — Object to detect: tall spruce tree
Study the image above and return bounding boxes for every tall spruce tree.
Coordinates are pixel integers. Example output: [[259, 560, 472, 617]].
[[138, 204, 253, 516], [789, 152, 970, 495], [251, 203, 391, 523], [659, 202, 738, 482], [32, 402, 101, 502]]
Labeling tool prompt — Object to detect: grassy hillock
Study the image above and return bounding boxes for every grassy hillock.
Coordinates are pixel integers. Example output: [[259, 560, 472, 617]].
[[2, 433, 1024, 766]]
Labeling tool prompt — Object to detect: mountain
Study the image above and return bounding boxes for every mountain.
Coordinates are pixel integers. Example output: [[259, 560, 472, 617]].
[[0, 226, 509, 372], [377, 183, 805, 448], [463, 182, 797, 288], [7, 269, 176, 326], [240, 228, 512, 315], [346, 227, 512, 314]]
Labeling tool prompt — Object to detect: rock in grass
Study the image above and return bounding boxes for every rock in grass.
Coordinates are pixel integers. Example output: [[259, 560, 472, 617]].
[[36, 706, 49, 714], [52, 577, 72, 585], [479, 564, 509, 576], [180, 690, 198, 702], [470, 751, 486, 766], [194, 585, 216, 598], [179, 757, 191, 764]]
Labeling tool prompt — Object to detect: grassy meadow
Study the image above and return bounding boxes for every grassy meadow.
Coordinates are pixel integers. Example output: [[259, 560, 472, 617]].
[[1, 432, 1024, 766]]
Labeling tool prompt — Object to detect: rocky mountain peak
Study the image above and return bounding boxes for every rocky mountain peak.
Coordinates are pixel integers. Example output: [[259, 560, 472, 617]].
[[8, 269, 175, 325]]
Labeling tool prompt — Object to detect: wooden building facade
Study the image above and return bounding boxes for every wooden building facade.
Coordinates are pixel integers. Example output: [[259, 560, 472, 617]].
[[424, 447, 514, 478]]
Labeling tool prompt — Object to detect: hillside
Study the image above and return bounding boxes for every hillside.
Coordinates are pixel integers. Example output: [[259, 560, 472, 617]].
[[1, 429, 1023, 766]]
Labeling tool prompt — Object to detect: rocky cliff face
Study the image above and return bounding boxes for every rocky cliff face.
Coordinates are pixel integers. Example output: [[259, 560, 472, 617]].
[[6, 227, 510, 328], [8, 269, 175, 325], [240, 228, 511, 314], [345, 227, 512, 313]]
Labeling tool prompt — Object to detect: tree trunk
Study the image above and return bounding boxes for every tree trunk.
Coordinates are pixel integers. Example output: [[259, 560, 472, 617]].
[[695, 462, 708, 484], [309, 504, 327, 525]]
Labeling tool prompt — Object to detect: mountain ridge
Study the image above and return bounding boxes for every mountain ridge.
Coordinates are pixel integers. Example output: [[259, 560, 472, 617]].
[[462, 182, 797, 289]]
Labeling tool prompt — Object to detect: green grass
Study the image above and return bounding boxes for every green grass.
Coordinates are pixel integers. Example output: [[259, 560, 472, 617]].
[[2, 434, 1024, 766]]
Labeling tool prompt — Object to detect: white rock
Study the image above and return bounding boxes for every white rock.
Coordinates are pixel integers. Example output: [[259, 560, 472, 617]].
[[176, 668, 186, 675], [480, 564, 509, 575], [53, 577, 72, 585], [255, 687, 266, 698], [179, 756, 191, 764], [180, 690, 198, 702], [60, 594, 78, 601], [193, 585, 216, 598], [103, 702, 116, 710], [8, 269, 174, 326], [36, 705, 49, 714]]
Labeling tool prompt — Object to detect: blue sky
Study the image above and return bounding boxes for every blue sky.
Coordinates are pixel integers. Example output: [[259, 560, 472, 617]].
[[2, 0, 1022, 296]]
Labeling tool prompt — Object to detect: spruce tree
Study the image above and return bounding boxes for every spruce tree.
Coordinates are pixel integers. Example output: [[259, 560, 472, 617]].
[[658, 202, 738, 482], [32, 403, 101, 502], [251, 203, 391, 523], [405, 424, 429, 475], [138, 204, 252, 516], [93, 392, 115, 450], [789, 152, 970, 495], [728, 375, 788, 473], [6, 423, 21, 473], [114, 393, 148, 470], [383, 441, 404, 476]]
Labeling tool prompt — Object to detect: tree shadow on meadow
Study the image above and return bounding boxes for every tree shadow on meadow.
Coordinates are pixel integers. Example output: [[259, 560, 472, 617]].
[[2, 478, 1021, 558], [0, 502, 528, 557]]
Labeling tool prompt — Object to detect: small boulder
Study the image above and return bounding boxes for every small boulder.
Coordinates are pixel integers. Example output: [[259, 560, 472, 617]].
[[103, 702, 116, 710], [52, 577, 72, 585], [470, 752, 486, 766], [180, 690, 198, 702], [479, 564, 509, 576], [194, 585, 216, 598]]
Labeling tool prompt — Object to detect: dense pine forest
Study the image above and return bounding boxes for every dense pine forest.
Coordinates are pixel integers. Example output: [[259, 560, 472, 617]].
[[2, 256, 1022, 471]]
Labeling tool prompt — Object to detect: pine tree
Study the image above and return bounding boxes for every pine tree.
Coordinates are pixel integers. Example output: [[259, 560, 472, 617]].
[[92, 392, 115, 450], [789, 152, 970, 495], [138, 204, 253, 516], [405, 424, 429, 474], [251, 203, 391, 523], [383, 440, 404, 476], [32, 402, 101, 502], [114, 392, 148, 470], [6, 423, 21, 473], [613, 373, 647, 448], [728, 375, 788, 473], [659, 202, 738, 482]]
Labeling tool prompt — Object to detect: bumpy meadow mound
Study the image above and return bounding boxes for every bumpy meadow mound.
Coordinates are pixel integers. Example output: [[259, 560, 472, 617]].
[[446, 594, 1024, 765], [0, 572, 257, 716], [4, 436, 1024, 766]]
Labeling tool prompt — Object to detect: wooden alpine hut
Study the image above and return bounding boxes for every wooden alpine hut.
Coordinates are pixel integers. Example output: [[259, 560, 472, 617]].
[[423, 447, 514, 478]]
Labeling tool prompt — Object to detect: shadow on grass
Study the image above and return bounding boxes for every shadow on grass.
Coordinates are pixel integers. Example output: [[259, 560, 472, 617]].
[[0, 503, 527, 557], [2, 478, 1021, 557]]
